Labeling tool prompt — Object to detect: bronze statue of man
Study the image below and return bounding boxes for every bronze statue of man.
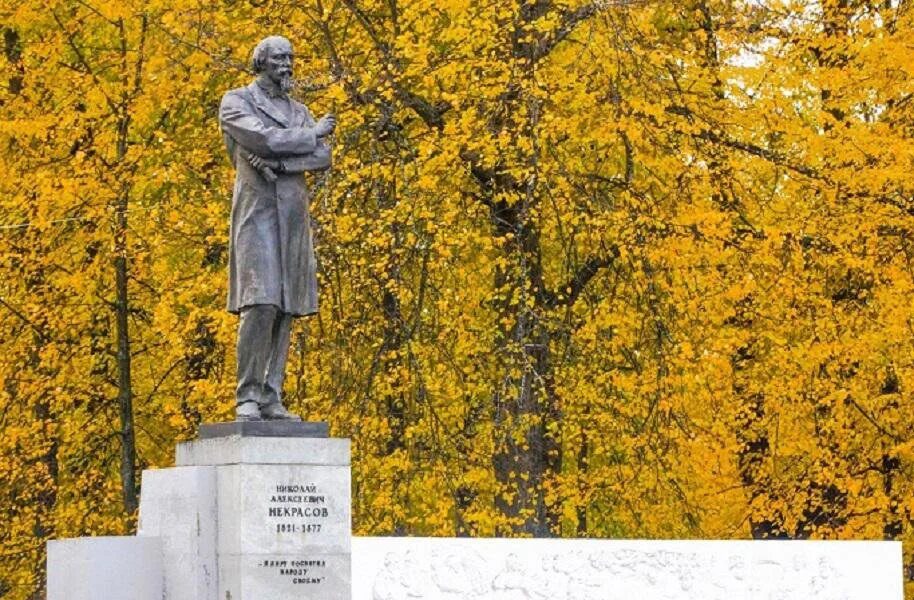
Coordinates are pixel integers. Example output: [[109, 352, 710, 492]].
[[218, 36, 336, 421]]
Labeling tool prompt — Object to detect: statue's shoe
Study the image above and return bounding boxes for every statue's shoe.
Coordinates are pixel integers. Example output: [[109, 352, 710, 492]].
[[261, 402, 302, 421], [236, 400, 262, 421]]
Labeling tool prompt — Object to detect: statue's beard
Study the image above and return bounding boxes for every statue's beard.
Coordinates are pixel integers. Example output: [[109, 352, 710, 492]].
[[279, 74, 294, 93]]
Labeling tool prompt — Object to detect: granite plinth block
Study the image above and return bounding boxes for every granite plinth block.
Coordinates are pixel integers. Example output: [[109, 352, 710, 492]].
[[176, 435, 350, 466], [199, 420, 329, 439], [47, 536, 163, 600], [151, 428, 354, 599], [137, 466, 217, 600]]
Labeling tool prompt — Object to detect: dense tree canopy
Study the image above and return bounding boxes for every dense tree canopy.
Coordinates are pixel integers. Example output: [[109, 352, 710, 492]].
[[2, 0, 914, 597]]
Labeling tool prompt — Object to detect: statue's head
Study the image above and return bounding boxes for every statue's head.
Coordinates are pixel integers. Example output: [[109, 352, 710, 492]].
[[252, 35, 294, 93]]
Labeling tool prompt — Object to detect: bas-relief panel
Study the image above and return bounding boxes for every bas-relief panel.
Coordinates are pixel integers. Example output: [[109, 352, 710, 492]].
[[353, 539, 902, 600]]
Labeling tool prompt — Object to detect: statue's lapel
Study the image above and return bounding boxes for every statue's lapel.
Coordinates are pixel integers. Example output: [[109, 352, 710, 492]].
[[248, 82, 290, 128]]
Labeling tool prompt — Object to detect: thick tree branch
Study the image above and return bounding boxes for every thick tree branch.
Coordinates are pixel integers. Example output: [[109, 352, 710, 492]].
[[875, 192, 914, 218], [395, 89, 450, 130], [460, 150, 521, 193], [694, 128, 818, 178], [659, 105, 914, 228], [129, 13, 147, 101], [0, 296, 50, 344], [336, 0, 451, 129], [52, 10, 119, 115], [620, 128, 633, 184], [531, 2, 602, 62], [530, 1, 644, 63], [647, 105, 819, 179], [549, 247, 619, 309]]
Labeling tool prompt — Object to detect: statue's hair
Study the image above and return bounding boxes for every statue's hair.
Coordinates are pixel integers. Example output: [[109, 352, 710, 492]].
[[251, 36, 292, 73]]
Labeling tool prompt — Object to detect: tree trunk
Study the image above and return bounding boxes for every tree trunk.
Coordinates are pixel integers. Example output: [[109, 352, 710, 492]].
[[114, 106, 137, 517], [489, 201, 556, 536], [114, 195, 137, 517], [732, 333, 788, 539]]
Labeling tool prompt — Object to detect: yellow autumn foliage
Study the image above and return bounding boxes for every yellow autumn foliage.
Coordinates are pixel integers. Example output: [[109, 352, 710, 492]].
[[2, 0, 914, 597]]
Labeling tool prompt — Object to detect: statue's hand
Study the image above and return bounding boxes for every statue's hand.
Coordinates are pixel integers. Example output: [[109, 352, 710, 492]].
[[314, 113, 337, 137], [247, 153, 280, 171]]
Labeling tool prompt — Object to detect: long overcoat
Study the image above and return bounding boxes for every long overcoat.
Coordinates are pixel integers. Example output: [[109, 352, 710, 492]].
[[219, 82, 324, 317]]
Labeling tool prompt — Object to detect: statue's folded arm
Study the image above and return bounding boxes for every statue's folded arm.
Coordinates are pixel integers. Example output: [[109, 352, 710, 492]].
[[219, 92, 318, 157]]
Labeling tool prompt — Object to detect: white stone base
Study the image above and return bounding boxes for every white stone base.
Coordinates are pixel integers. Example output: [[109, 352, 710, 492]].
[[352, 537, 903, 600], [46, 536, 163, 600], [138, 433, 352, 599], [138, 466, 218, 600]]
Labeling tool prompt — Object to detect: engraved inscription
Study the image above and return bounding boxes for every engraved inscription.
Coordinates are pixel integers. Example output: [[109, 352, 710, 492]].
[[268, 483, 329, 535], [258, 558, 328, 586]]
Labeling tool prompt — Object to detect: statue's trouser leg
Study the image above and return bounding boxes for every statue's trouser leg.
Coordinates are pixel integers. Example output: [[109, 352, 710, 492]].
[[235, 304, 278, 405], [262, 311, 293, 407]]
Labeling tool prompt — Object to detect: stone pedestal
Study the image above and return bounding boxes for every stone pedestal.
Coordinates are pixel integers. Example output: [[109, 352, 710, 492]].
[[137, 466, 218, 599], [47, 536, 163, 600], [139, 422, 350, 600]]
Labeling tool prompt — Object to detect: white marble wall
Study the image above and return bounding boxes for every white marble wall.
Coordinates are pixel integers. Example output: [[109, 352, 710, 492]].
[[351, 537, 903, 600], [47, 536, 163, 600]]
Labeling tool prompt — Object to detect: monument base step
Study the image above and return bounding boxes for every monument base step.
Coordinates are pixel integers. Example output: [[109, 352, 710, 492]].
[[47, 536, 163, 600]]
